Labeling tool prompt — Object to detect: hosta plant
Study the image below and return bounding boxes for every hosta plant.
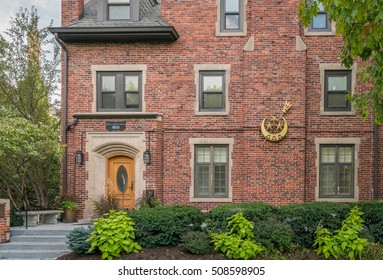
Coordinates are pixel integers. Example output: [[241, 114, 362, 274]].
[[87, 210, 141, 260], [314, 206, 370, 260], [211, 211, 263, 260]]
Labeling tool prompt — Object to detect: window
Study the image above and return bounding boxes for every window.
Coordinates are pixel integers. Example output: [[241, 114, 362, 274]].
[[324, 70, 351, 111], [217, 0, 246, 36], [308, 4, 331, 32], [319, 145, 354, 198], [97, 72, 141, 111], [199, 71, 225, 111], [195, 145, 229, 198], [107, 0, 130, 20]]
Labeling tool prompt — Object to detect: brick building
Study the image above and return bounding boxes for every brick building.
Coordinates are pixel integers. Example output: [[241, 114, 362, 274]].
[[50, 0, 382, 220]]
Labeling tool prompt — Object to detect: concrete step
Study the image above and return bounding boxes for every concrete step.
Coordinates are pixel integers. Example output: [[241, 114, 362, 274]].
[[0, 223, 84, 260], [0, 242, 68, 251], [11, 235, 67, 243], [11, 229, 72, 237], [0, 250, 70, 260]]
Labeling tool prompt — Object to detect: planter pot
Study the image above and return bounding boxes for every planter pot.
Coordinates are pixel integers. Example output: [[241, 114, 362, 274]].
[[63, 209, 76, 223]]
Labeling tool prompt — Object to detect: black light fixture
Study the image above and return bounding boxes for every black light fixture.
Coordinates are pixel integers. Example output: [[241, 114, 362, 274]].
[[144, 130, 151, 165], [75, 150, 83, 165], [143, 149, 151, 165]]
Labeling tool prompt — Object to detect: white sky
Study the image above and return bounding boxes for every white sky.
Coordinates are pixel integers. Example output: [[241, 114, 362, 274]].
[[0, 0, 61, 33]]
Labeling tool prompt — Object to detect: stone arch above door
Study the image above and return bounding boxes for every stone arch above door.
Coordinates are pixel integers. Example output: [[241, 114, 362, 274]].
[[83, 132, 146, 221]]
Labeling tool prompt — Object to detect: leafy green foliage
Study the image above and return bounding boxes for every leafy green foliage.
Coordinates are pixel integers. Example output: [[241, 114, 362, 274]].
[[67, 226, 94, 254], [298, 0, 383, 124], [253, 217, 293, 253], [0, 109, 63, 210], [61, 201, 78, 210], [0, 7, 61, 210], [87, 210, 141, 260], [277, 202, 351, 248], [357, 201, 383, 244], [314, 206, 370, 260], [136, 196, 162, 209], [127, 205, 204, 248], [207, 202, 277, 232], [211, 212, 263, 260], [180, 231, 212, 255]]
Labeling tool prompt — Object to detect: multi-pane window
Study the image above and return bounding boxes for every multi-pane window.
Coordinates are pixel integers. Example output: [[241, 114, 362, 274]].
[[199, 71, 225, 111], [320, 145, 354, 198], [220, 0, 243, 32], [324, 70, 351, 111], [98, 72, 141, 111], [195, 145, 228, 198], [108, 0, 131, 20], [308, 4, 331, 32]]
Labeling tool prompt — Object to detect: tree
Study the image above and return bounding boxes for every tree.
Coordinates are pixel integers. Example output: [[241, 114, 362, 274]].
[[0, 7, 60, 123], [0, 109, 63, 209], [298, 0, 383, 124], [0, 7, 62, 210]]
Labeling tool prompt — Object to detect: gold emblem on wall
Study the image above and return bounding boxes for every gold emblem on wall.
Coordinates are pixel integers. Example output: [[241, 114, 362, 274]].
[[261, 101, 292, 143]]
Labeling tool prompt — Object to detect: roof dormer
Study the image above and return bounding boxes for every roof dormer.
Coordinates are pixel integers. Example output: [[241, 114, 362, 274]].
[[50, 0, 179, 43], [98, 0, 140, 22]]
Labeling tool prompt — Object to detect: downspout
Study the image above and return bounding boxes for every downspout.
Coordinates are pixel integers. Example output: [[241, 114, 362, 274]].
[[54, 33, 68, 195], [373, 123, 379, 199]]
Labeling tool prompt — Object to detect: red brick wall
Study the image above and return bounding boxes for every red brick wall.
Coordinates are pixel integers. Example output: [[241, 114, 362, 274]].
[[0, 199, 10, 243], [62, 0, 84, 26], [61, 0, 380, 217]]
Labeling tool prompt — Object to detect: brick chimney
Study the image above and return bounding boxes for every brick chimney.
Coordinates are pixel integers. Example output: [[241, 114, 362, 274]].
[[62, 0, 84, 26]]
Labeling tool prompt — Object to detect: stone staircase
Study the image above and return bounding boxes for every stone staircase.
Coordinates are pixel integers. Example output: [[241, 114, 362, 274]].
[[0, 223, 81, 260]]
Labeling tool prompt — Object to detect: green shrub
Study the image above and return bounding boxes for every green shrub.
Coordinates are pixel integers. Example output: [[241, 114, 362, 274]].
[[277, 202, 351, 248], [67, 226, 94, 254], [180, 231, 212, 255], [211, 212, 263, 260], [127, 205, 204, 248], [87, 210, 141, 260], [314, 206, 370, 260], [253, 217, 293, 253], [357, 201, 383, 243], [136, 196, 162, 209], [207, 202, 277, 232], [10, 211, 24, 227]]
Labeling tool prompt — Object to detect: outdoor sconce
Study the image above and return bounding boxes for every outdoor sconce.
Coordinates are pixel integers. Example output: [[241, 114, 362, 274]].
[[75, 150, 83, 165], [143, 149, 151, 165]]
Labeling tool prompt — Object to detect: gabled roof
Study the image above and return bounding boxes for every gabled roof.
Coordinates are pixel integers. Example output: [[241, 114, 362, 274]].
[[50, 0, 179, 43]]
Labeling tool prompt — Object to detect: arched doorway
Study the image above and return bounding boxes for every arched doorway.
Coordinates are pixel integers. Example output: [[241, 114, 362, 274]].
[[106, 155, 135, 209]]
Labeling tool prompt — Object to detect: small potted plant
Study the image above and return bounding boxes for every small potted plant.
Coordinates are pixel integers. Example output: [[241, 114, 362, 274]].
[[61, 201, 79, 223]]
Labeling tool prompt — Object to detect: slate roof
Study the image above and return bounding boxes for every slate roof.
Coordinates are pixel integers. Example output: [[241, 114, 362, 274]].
[[50, 0, 179, 43], [64, 0, 171, 28]]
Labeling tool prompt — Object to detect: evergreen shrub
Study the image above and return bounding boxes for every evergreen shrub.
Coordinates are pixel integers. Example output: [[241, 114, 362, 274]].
[[277, 202, 351, 248], [206, 202, 277, 232], [127, 205, 204, 248], [253, 217, 293, 253], [180, 231, 212, 255], [67, 226, 94, 254]]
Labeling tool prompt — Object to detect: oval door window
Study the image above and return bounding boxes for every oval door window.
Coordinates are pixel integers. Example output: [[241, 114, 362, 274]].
[[116, 165, 128, 193]]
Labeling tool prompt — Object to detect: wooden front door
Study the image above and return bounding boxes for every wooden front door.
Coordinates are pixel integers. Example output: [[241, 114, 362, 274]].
[[107, 156, 135, 209]]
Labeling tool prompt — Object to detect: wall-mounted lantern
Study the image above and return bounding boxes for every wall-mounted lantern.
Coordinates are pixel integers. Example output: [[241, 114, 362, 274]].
[[143, 149, 151, 165], [75, 150, 83, 165]]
